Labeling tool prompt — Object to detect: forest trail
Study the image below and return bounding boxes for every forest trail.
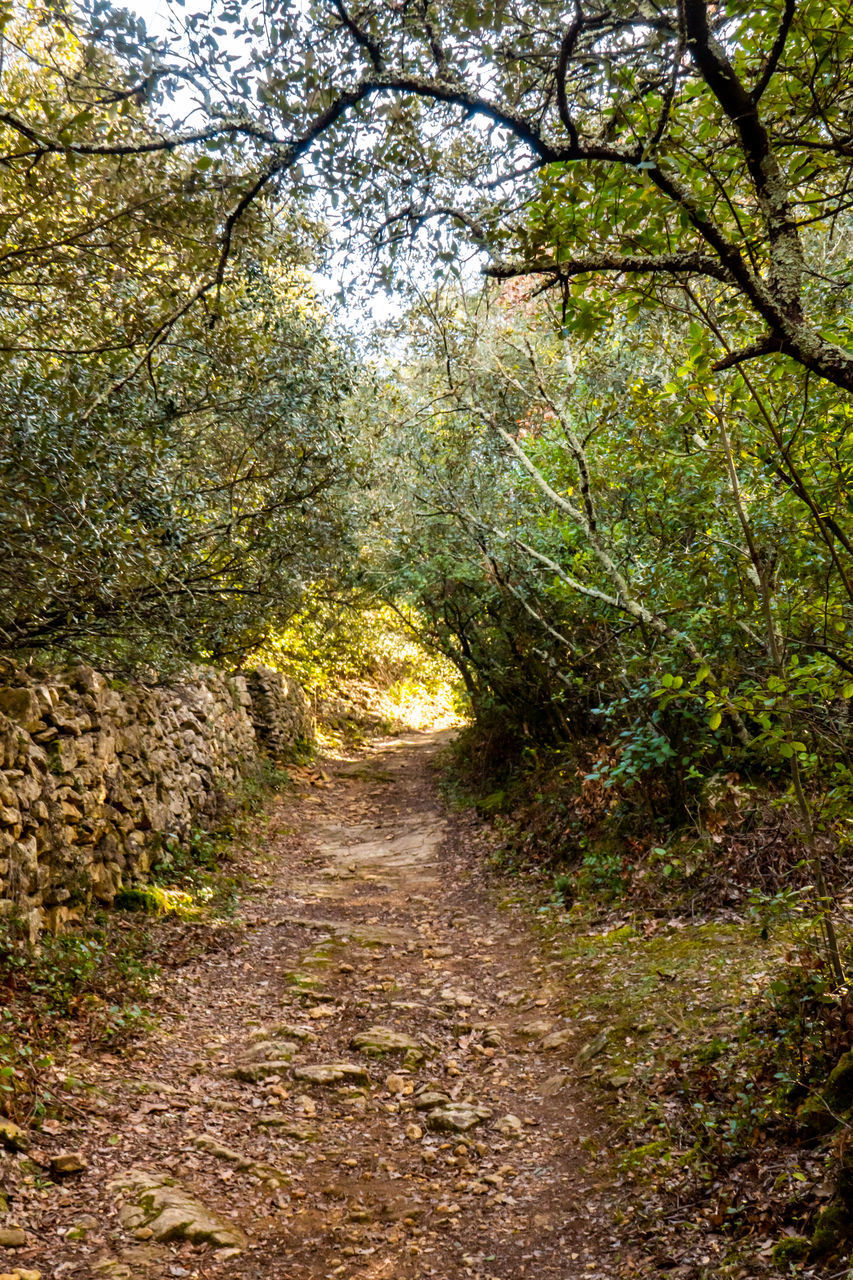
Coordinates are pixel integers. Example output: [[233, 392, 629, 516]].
[[22, 731, 624, 1280]]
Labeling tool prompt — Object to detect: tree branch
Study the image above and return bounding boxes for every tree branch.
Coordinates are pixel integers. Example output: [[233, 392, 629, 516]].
[[555, 7, 581, 148], [710, 335, 781, 371], [0, 110, 282, 157], [333, 0, 384, 71], [752, 0, 797, 103], [680, 0, 804, 315], [486, 250, 734, 283]]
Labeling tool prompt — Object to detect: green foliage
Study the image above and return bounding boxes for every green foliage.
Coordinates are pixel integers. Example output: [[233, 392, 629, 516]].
[[113, 885, 195, 918], [575, 844, 626, 901], [552, 873, 573, 906], [262, 603, 454, 696], [259, 599, 464, 738], [0, 917, 157, 1117], [770, 1236, 810, 1267], [353, 278, 853, 950], [810, 1204, 849, 1256], [0, 4, 361, 670]]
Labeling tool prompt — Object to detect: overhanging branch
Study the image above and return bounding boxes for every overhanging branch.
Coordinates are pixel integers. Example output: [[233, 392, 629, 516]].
[[486, 251, 733, 283]]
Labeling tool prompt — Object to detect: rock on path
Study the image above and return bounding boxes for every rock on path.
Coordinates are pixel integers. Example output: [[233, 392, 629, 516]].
[[10, 729, 621, 1279]]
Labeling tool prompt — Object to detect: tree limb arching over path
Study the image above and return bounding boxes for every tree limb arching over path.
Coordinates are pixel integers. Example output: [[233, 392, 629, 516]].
[[10, 0, 853, 394]]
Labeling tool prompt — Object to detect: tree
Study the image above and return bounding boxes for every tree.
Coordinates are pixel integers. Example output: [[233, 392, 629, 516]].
[[0, 6, 360, 668], [355, 277, 852, 970], [13, 0, 853, 398]]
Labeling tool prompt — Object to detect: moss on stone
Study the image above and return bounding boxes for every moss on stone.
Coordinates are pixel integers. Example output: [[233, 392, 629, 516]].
[[113, 887, 159, 914], [825, 1051, 853, 1111], [617, 1139, 671, 1171], [770, 1236, 810, 1266], [811, 1203, 849, 1255], [796, 1094, 838, 1138]]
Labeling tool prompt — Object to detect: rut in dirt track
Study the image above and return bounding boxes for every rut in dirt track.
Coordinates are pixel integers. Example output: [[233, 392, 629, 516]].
[[20, 729, 624, 1280]]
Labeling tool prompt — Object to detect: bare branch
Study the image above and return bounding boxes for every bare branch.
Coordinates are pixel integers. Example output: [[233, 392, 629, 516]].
[[0, 109, 283, 157], [710, 335, 781, 371], [680, 0, 805, 313], [333, 0, 384, 71], [555, 7, 581, 147], [752, 0, 797, 103]]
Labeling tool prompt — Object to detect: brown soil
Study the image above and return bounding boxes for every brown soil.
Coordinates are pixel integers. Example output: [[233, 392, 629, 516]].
[[3, 729, 636, 1280]]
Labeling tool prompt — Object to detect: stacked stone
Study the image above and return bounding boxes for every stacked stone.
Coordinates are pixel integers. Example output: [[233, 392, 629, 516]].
[[245, 666, 314, 757], [0, 664, 309, 936]]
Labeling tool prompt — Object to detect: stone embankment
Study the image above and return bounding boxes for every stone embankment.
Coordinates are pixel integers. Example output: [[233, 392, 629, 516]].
[[0, 664, 312, 935]]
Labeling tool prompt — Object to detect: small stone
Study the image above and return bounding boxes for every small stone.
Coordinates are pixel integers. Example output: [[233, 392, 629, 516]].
[[797, 1094, 837, 1137], [826, 1051, 853, 1110], [350, 1027, 422, 1057], [0, 1120, 29, 1153], [518, 1019, 552, 1039], [771, 1237, 810, 1267], [251, 1023, 315, 1043], [576, 1030, 609, 1064], [425, 1103, 492, 1134], [245, 1039, 300, 1063], [292, 1063, 370, 1087], [385, 1074, 406, 1094], [229, 1060, 295, 1083], [413, 1091, 451, 1111], [405, 1124, 423, 1141], [50, 1152, 88, 1176], [65, 1212, 99, 1241], [93, 1262, 132, 1279], [109, 1169, 245, 1249], [541, 1028, 573, 1051], [0, 1227, 26, 1247], [192, 1134, 255, 1170], [494, 1114, 523, 1137]]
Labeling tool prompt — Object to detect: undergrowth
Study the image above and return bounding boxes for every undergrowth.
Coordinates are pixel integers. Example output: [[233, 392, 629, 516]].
[[0, 916, 157, 1121], [445, 725, 853, 1275]]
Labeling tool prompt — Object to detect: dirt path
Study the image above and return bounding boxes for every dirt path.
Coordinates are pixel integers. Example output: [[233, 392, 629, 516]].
[[13, 730, 626, 1280]]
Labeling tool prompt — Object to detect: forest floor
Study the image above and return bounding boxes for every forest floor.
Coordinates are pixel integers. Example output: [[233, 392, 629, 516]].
[[0, 729, 812, 1280]]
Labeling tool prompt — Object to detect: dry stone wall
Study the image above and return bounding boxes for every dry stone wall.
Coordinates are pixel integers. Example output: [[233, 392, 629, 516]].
[[0, 664, 313, 936]]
